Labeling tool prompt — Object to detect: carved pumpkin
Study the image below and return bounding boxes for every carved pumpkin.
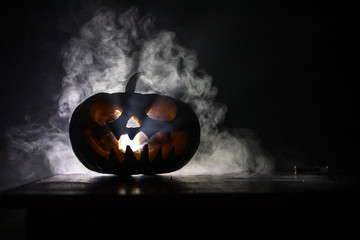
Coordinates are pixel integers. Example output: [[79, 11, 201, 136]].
[[69, 73, 200, 175]]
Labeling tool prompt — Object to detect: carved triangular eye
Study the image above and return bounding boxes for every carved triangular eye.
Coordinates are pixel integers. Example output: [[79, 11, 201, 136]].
[[90, 100, 123, 125], [146, 98, 177, 121]]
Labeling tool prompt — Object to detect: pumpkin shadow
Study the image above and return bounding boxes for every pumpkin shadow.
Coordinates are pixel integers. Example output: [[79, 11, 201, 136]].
[[85, 173, 185, 195]]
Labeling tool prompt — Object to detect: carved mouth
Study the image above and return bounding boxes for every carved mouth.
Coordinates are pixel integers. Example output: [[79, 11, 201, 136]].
[[83, 128, 189, 163]]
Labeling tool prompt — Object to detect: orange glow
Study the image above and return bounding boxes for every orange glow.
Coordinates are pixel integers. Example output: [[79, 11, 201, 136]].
[[148, 131, 189, 161], [83, 128, 113, 159], [126, 116, 141, 128], [84, 128, 188, 163], [148, 132, 169, 162], [172, 131, 189, 157], [90, 101, 123, 125], [83, 128, 125, 163], [118, 132, 148, 160], [146, 98, 177, 121]]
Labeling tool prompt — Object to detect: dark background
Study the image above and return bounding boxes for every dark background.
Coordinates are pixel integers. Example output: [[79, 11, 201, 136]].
[[0, 0, 357, 188]]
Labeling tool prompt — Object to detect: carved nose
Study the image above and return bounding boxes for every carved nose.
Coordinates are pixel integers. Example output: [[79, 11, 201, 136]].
[[126, 116, 141, 128]]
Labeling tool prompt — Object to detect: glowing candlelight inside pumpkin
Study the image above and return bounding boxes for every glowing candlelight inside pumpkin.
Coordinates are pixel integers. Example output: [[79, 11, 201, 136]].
[[90, 101, 123, 126], [126, 116, 141, 128], [118, 132, 148, 154], [70, 73, 200, 174]]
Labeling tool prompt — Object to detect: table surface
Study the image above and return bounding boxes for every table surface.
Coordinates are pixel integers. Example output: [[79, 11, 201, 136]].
[[1, 173, 360, 237], [2, 172, 359, 196]]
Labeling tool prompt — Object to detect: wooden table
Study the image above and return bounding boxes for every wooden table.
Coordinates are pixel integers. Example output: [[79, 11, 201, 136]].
[[1, 173, 359, 238]]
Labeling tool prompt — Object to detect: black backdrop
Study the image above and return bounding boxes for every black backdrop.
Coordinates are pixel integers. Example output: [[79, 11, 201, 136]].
[[0, 0, 357, 189]]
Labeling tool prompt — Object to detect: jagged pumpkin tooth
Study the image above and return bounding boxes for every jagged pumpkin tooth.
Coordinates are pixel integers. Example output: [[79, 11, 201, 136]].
[[140, 145, 149, 162], [133, 148, 144, 160], [113, 147, 125, 163], [70, 89, 200, 176]]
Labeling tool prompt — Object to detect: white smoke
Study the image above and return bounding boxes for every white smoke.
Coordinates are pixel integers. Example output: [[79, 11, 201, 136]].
[[5, 6, 273, 180]]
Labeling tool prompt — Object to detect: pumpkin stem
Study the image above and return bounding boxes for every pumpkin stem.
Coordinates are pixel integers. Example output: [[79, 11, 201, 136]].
[[125, 72, 143, 93]]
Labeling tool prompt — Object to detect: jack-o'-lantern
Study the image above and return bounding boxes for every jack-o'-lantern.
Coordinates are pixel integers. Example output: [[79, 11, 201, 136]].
[[69, 73, 200, 175]]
